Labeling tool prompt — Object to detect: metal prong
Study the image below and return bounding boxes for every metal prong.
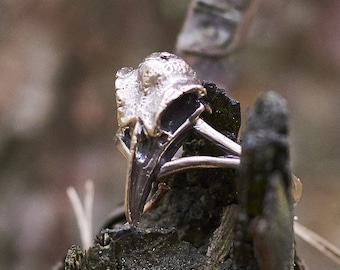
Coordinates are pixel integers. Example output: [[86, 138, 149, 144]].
[[294, 221, 340, 265], [143, 183, 171, 214], [116, 136, 131, 160], [158, 156, 240, 178], [193, 118, 241, 155]]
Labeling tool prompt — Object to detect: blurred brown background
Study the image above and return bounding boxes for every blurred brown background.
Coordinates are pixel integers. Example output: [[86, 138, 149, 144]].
[[0, 0, 339, 269]]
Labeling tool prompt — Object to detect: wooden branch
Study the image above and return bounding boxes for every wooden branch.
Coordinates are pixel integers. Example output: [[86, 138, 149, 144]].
[[55, 85, 305, 270]]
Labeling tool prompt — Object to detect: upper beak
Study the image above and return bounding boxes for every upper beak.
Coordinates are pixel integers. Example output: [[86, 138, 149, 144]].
[[125, 102, 205, 224]]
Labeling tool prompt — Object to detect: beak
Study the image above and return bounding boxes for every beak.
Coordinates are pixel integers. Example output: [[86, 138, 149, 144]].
[[125, 102, 205, 224]]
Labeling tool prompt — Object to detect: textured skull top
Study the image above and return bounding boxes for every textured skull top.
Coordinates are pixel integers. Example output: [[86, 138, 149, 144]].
[[115, 52, 206, 138]]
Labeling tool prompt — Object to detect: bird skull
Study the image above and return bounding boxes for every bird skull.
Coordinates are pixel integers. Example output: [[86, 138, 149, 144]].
[[115, 52, 206, 224]]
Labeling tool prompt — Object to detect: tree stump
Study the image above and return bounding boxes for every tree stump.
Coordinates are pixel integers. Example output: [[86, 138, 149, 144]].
[[55, 84, 305, 270]]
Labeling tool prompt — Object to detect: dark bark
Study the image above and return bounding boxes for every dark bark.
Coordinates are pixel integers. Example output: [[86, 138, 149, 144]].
[[55, 87, 305, 270], [233, 92, 295, 269]]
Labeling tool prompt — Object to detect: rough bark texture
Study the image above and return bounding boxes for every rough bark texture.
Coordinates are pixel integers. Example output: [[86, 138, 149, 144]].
[[233, 92, 295, 269], [56, 86, 305, 269]]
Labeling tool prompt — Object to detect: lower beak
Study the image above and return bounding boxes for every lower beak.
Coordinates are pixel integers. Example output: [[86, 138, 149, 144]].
[[125, 121, 191, 224]]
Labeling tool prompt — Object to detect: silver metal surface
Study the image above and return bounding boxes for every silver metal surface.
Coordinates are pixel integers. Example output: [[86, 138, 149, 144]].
[[115, 52, 208, 224], [159, 156, 240, 178], [194, 118, 241, 155], [114, 52, 303, 230]]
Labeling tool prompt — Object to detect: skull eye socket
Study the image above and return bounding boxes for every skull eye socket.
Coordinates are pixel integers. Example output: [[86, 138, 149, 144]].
[[160, 92, 200, 134]]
